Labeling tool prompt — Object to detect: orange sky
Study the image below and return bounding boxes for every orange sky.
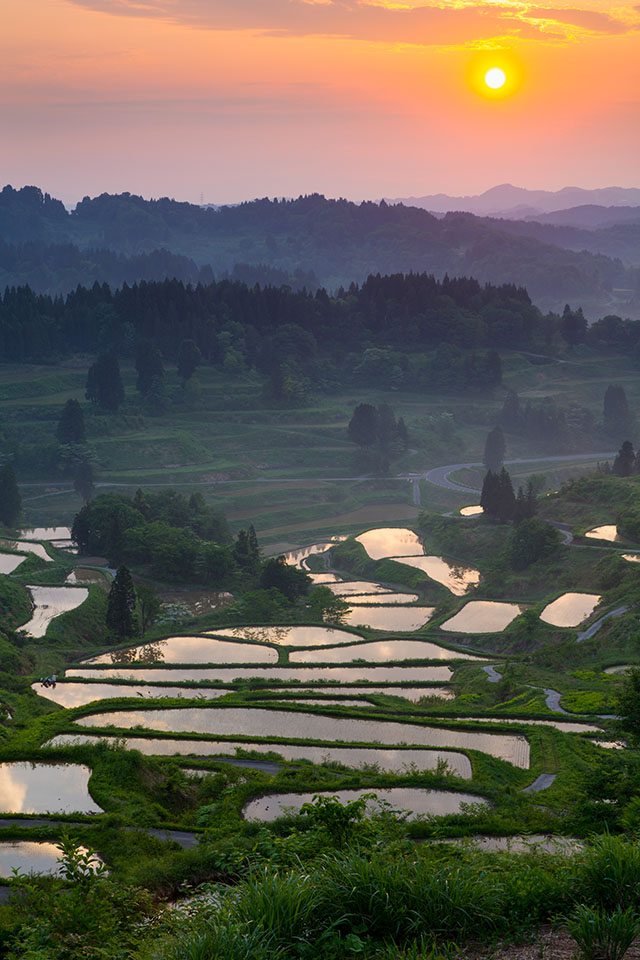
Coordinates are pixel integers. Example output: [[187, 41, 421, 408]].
[[2, 0, 639, 204]]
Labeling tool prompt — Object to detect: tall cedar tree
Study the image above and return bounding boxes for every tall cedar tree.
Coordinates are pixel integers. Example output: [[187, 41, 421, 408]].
[[56, 399, 85, 443], [106, 565, 137, 639], [85, 353, 125, 411], [603, 385, 633, 441], [73, 460, 95, 504], [177, 339, 201, 383], [483, 425, 506, 473], [135, 340, 164, 395], [613, 441, 636, 477], [0, 463, 21, 527], [347, 403, 378, 447]]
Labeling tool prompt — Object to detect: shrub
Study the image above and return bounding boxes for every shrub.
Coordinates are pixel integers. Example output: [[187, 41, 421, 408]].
[[566, 903, 640, 960]]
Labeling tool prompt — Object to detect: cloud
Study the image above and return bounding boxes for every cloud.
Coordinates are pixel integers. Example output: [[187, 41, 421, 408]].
[[67, 0, 638, 45]]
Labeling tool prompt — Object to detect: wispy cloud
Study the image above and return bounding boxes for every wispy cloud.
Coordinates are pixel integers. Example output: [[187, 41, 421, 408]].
[[66, 0, 638, 44]]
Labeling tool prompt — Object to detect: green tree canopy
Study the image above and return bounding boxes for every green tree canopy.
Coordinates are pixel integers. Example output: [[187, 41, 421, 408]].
[[56, 398, 86, 443], [483, 425, 506, 473], [0, 463, 21, 527], [106, 565, 137, 639], [85, 353, 125, 412]]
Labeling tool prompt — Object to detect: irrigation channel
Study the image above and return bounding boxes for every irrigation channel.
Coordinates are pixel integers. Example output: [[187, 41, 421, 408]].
[[0, 515, 632, 879]]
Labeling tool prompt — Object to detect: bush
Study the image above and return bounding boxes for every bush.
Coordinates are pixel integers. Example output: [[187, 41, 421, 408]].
[[566, 903, 640, 960]]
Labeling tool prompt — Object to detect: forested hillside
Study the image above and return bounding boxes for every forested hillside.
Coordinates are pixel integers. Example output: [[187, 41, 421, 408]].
[[0, 186, 636, 317]]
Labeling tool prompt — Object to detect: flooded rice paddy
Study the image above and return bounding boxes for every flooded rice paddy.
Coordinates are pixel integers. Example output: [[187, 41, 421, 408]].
[[84, 636, 278, 664], [22, 585, 88, 637], [0, 762, 102, 814], [604, 664, 632, 674], [206, 625, 361, 647], [442, 835, 583, 855], [290, 639, 486, 663], [460, 506, 483, 517], [32, 681, 231, 708], [45, 734, 472, 777], [585, 525, 619, 541], [457, 717, 601, 733], [539, 593, 601, 627], [356, 528, 424, 560], [392, 556, 481, 596], [74, 707, 530, 767], [0, 539, 52, 562], [66, 665, 454, 683], [328, 581, 397, 595], [244, 787, 488, 822], [337, 592, 419, 605], [0, 553, 25, 574], [622, 554, 640, 563], [0, 842, 99, 879], [65, 568, 109, 586], [441, 601, 522, 633], [19, 526, 72, 541], [343, 606, 434, 631], [278, 538, 346, 568]]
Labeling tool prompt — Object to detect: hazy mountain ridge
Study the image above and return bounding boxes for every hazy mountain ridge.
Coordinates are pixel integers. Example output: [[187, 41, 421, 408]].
[[0, 185, 637, 317]]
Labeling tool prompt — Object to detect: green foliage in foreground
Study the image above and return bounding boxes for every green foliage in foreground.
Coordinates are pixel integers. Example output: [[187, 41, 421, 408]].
[[6, 832, 640, 960]]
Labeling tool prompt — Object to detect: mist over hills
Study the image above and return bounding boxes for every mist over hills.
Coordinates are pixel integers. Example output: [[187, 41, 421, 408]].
[[0, 184, 638, 318], [385, 184, 640, 219]]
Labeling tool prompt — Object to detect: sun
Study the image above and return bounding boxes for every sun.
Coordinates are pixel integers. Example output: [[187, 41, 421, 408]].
[[484, 67, 506, 90]]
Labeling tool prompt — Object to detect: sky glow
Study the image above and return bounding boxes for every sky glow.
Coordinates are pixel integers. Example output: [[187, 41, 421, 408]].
[[2, 0, 638, 204]]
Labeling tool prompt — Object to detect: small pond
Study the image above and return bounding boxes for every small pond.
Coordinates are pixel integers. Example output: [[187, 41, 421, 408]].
[[19, 527, 72, 541], [460, 506, 483, 517], [441, 601, 522, 633], [337, 592, 419, 605], [343, 606, 434, 632], [440, 835, 583, 855], [0, 842, 100, 879], [22, 586, 88, 638], [244, 787, 488, 822], [0, 539, 52, 562], [290, 639, 486, 664], [84, 636, 278, 665], [604, 664, 632, 675], [206, 625, 362, 647], [0, 762, 102, 814], [590, 740, 624, 749], [392, 556, 481, 596], [32, 682, 230, 708], [74, 707, 530, 767], [328, 582, 395, 596], [45, 734, 472, 777], [622, 555, 640, 563], [356, 528, 424, 560], [278, 538, 346, 569], [457, 717, 601, 733], [0, 554, 25, 574], [539, 593, 601, 628], [585, 525, 619, 542], [67, 665, 453, 683], [65, 568, 108, 586]]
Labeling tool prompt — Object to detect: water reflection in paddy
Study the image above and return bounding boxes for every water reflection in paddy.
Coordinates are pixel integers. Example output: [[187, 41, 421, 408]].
[[65, 568, 108, 586], [279, 538, 346, 569], [0, 539, 52, 562], [604, 664, 632, 675], [75, 707, 530, 766], [32, 681, 230, 708], [460, 506, 483, 517], [19, 526, 72, 541], [329, 582, 395, 596], [457, 717, 601, 733], [67, 665, 453, 683], [309, 573, 341, 583], [244, 787, 488, 822], [585, 525, 619, 541], [392, 556, 480, 596], [0, 842, 99, 878], [22, 586, 88, 638], [0, 553, 25, 574], [0, 762, 102, 814], [206, 625, 361, 647], [267, 698, 373, 708], [622, 555, 640, 563], [539, 593, 600, 628], [46, 734, 471, 777], [343, 607, 434, 631], [441, 835, 583, 855], [291, 639, 486, 663], [84, 636, 278, 665], [356, 528, 423, 560], [441, 601, 522, 633], [336, 592, 419, 605]]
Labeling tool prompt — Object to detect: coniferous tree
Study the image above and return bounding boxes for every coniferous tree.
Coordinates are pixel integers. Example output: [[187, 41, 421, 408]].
[[106, 565, 136, 639], [177, 339, 201, 383], [603, 385, 633, 441], [497, 467, 516, 521], [480, 470, 501, 517], [136, 583, 161, 637], [0, 463, 21, 527], [85, 353, 124, 411], [561, 304, 587, 347], [483, 425, 506, 474], [56, 399, 85, 444], [71, 504, 91, 554], [73, 460, 94, 504], [613, 441, 636, 477], [347, 403, 378, 447], [135, 340, 164, 395], [500, 390, 522, 432]]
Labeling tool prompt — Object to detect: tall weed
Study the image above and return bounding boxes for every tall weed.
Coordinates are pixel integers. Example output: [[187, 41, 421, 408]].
[[576, 836, 640, 910], [566, 904, 640, 960]]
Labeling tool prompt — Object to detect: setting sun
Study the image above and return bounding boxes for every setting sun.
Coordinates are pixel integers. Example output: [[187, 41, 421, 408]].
[[485, 67, 506, 90]]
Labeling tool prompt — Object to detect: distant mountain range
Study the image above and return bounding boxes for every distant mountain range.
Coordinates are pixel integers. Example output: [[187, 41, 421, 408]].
[[385, 184, 640, 220], [0, 185, 638, 319]]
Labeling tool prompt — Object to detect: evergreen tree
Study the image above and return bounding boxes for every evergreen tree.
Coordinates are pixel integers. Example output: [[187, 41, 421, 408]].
[[480, 470, 501, 517], [177, 339, 201, 383], [71, 504, 91, 554], [106, 565, 136, 639], [561, 304, 587, 347], [603, 385, 633, 441], [85, 353, 125, 411], [135, 340, 164, 395], [500, 390, 522, 432], [73, 460, 94, 504], [0, 463, 21, 527], [56, 399, 85, 443], [347, 403, 378, 447], [497, 467, 516, 521], [613, 441, 636, 477], [485, 350, 502, 388], [136, 583, 161, 637], [396, 417, 409, 450], [483, 425, 506, 473]]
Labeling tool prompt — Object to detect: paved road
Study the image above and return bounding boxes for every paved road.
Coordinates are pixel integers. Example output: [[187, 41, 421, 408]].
[[522, 774, 557, 793], [482, 665, 504, 683], [576, 605, 629, 643], [423, 452, 615, 493]]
